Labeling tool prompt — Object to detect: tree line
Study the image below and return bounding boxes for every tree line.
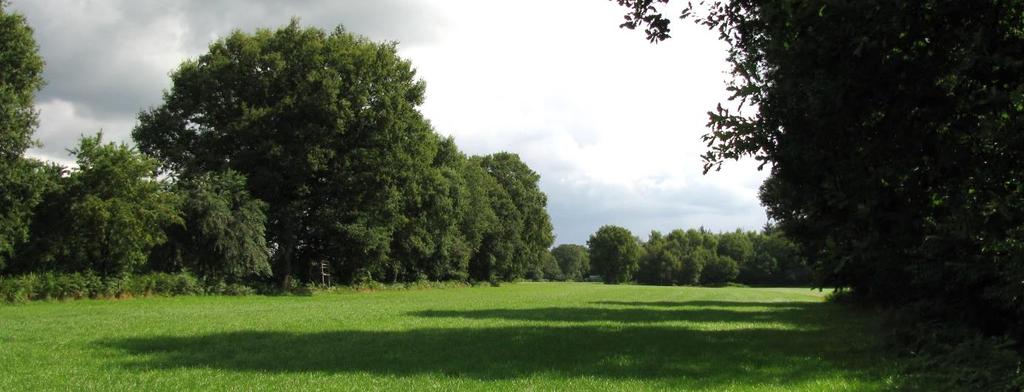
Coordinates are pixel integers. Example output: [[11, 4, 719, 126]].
[[545, 225, 809, 287], [0, 11, 554, 289]]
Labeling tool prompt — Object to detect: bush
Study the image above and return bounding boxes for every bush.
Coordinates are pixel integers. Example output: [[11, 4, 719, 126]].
[[934, 336, 1023, 391], [170, 273, 201, 295], [700, 254, 739, 286], [345, 279, 471, 292], [0, 276, 28, 303], [223, 283, 256, 296], [0, 272, 212, 303], [873, 299, 1024, 391], [896, 326, 1023, 391], [199, 279, 256, 296], [0, 272, 474, 304], [101, 274, 133, 298]]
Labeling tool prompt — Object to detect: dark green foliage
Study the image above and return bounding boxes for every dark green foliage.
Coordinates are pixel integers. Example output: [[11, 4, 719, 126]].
[[0, 159, 60, 271], [672, 230, 704, 285], [19, 135, 182, 277], [717, 231, 752, 267], [457, 156, 504, 283], [587, 225, 641, 284], [634, 227, 806, 286], [1, 18, 554, 289], [0, 2, 42, 162], [700, 254, 739, 286], [532, 251, 564, 281], [745, 227, 810, 286], [66, 135, 182, 275], [885, 309, 1024, 391], [476, 153, 555, 281], [468, 160, 521, 283], [618, 0, 1024, 387], [0, 3, 44, 271], [636, 231, 682, 285], [150, 170, 271, 280], [8, 163, 71, 274], [134, 21, 435, 284], [0, 271, 219, 303], [550, 244, 590, 281], [457, 152, 557, 284], [387, 137, 489, 283], [134, 21, 553, 285], [203, 280, 258, 296]]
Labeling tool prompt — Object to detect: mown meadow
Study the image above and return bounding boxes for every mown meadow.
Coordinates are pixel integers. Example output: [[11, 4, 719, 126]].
[[0, 283, 907, 391]]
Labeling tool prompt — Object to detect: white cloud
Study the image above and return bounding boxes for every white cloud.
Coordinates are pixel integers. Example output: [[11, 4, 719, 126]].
[[404, 0, 769, 242], [28, 99, 135, 166]]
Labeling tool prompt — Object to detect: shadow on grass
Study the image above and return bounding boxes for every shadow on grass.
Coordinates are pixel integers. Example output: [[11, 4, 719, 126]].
[[409, 304, 823, 325], [98, 301, 893, 388], [593, 300, 816, 309]]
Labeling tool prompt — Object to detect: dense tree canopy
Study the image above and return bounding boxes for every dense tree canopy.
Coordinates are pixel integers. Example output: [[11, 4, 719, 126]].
[[551, 244, 590, 281], [1, 159, 60, 273], [631, 227, 805, 287], [476, 153, 554, 280], [18, 135, 182, 276], [150, 170, 271, 280], [0, 2, 44, 270], [134, 20, 436, 284], [133, 20, 554, 285], [620, 0, 1024, 312], [587, 225, 642, 284], [636, 231, 683, 285], [0, 1, 42, 162], [744, 226, 809, 286], [0, 17, 555, 289], [617, 0, 1024, 387]]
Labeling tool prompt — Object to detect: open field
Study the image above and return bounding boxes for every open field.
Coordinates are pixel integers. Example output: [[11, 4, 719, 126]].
[[0, 283, 903, 391]]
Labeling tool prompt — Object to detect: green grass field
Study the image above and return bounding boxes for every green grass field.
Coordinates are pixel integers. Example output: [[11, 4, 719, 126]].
[[0, 283, 904, 391]]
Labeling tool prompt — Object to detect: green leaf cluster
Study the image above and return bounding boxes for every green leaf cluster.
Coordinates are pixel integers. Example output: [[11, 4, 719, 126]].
[[631, 227, 806, 287], [0, 3, 44, 269], [550, 244, 590, 281], [13, 135, 182, 277], [587, 225, 642, 284], [150, 170, 271, 280]]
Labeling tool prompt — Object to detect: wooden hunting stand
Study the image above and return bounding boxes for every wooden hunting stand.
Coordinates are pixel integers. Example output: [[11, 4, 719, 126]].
[[319, 260, 331, 286]]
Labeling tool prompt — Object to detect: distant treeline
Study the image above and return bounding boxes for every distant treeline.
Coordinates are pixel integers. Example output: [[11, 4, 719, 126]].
[[545, 226, 810, 287], [0, 16, 555, 287]]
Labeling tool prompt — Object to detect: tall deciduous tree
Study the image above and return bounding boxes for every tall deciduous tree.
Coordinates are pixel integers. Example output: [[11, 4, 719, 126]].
[[619, 0, 1024, 310], [476, 153, 554, 281], [717, 230, 753, 269], [551, 244, 590, 281], [150, 170, 271, 280], [0, 2, 45, 269], [0, 1, 41, 161], [36, 134, 182, 276], [637, 231, 681, 285], [617, 0, 1024, 386], [588, 225, 642, 284], [134, 20, 437, 285]]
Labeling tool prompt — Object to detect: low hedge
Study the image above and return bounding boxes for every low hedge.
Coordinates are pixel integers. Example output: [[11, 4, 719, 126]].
[[0, 272, 256, 303]]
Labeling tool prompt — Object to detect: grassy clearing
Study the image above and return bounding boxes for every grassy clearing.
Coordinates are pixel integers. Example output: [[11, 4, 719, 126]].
[[0, 283, 904, 391]]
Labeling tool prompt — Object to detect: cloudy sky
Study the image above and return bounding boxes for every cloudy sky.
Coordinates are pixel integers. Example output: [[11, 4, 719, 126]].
[[10, 0, 768, 245]]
